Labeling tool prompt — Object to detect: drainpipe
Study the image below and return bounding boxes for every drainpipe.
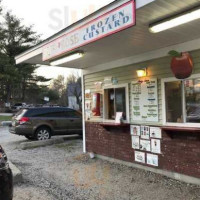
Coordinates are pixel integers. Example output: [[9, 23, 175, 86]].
[[81, 70, 86, 153]]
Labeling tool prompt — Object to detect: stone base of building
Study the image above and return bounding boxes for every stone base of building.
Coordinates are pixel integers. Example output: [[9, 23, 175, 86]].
[[95, 154, 200, 186]]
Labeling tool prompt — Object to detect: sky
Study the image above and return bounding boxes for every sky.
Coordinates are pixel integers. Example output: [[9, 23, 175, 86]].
[[1, 0, 113, 80]]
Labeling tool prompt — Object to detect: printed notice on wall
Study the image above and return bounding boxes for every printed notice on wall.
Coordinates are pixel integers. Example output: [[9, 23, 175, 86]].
[[135, 151, 145, 164], [132, 136, 140, 149], [85, 100, 92, 121], [130, 125, 141, 136], [131, 79, 158, 122], [85, 100, 91, 110], [150, 127, 162, 139], [140, 140, 151, 152], [151, 139, 161, 154], [85, 89, 91, 99], [141, 126, 150, 139], [85, 111, 91, 121], [147, 154, 158, 166]]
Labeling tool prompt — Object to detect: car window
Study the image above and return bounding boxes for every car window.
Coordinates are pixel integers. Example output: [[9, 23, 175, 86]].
[[27, 109, 67, 118], [15, 109, 28, 120], [44, 111, 66, 118], [26, 108, 80, 118], [26, 109, 49, 117], [65, 111, 81, 118]]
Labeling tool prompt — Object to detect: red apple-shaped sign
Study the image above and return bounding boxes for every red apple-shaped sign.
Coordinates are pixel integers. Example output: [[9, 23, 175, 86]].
[[168, 51, 193, 79]]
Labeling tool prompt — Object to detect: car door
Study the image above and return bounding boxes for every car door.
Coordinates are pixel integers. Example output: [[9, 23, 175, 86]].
[[48, 110, 69, 134], [30, 109, 62, 133], [64, 110, 82, 134]]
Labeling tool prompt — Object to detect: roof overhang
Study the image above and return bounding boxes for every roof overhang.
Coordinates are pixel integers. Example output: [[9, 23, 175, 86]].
[[15, 0, 200, 74], [15, 0, 155, 66]]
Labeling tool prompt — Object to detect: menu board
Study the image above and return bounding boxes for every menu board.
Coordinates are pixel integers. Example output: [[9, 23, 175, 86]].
[[131, 79, 158, 122]]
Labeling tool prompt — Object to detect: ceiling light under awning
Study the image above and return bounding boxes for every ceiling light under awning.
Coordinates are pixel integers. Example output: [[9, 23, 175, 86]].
[[136, 68, 147, 77], [50, 52, 84, 66], [149, 7, 200, 33]]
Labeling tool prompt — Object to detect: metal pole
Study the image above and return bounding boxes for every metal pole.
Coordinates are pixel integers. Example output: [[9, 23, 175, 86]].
[[81, 70, 86, 153]]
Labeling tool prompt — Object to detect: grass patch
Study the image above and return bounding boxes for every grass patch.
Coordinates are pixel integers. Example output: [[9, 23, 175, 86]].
[[0, 116, 12, 121]]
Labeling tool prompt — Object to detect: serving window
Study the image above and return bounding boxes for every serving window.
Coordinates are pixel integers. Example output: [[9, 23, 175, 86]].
[[103, 84, 129, 122], [163, 75, 200, 125]]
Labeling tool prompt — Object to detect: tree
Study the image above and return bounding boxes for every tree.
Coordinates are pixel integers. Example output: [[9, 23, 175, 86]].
[[46, 89, 60, 103], [0, 11, 49, 103], [50, 75, 68, 106], [49, 72, 82, 108], [51, 75, 66, 96], [0, 0, 2, 14], [66, 72, 82, 110]]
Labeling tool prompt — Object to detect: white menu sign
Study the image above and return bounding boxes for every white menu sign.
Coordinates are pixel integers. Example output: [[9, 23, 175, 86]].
[[43, 1, 136, 61], [131, 79, 158, 122]]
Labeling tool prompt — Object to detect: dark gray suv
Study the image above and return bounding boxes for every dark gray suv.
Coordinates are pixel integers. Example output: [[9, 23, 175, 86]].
[[9, 107, 82, 140]]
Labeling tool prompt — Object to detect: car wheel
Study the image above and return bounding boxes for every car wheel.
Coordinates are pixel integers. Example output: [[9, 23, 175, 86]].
[[35, 127, 51, 140], [25, 135, 35, 140]]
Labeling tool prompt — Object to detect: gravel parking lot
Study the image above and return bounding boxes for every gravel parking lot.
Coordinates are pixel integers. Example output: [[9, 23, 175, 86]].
[[0, 127, 200, 200]]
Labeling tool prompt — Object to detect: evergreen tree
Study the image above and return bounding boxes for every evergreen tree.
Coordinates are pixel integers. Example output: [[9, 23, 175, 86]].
[[0, 10, 50, 103]]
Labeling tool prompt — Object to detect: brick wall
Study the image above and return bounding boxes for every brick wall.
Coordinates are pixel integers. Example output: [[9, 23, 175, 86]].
[[86, 122, 200, 179]]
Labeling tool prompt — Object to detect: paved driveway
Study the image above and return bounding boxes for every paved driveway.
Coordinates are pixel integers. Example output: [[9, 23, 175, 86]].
[[0, 127, 200, 200]]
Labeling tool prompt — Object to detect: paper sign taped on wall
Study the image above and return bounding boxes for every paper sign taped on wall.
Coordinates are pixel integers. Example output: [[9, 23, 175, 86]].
[[135, 151, 145, 163], [130, 125, 141, 136], [140, 139, 151, 152], [132, 136, 140, 149], [150, 127, 162, 139], [147, 153, 158, 166], [151, 139, 161, 154], [141, 126, 150, 139]]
